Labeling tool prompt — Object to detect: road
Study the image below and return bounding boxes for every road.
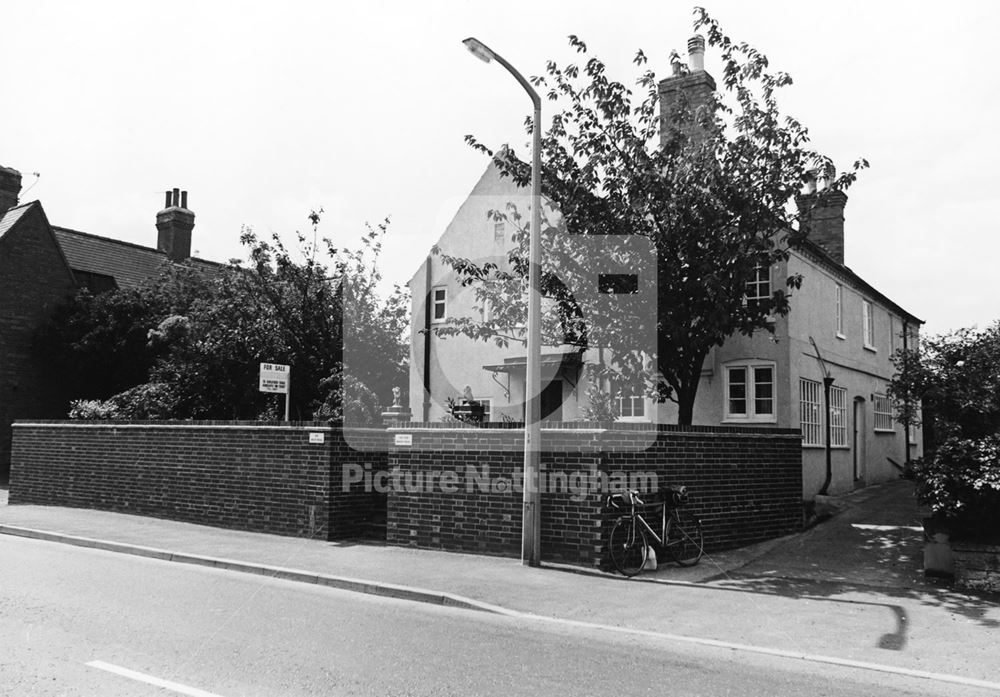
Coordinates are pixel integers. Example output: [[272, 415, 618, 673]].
[[0, 535, 993, 696]]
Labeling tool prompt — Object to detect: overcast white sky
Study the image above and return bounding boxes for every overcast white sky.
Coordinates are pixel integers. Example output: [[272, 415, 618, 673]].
[[3, 1, 997, 337]]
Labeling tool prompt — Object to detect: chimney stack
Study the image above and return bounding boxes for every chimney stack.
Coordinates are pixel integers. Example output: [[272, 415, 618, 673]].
[[156, 188, 195, 262], [0, 165, 22, 217], [796, 171, 848, 264], [658, 35, 716, 147]]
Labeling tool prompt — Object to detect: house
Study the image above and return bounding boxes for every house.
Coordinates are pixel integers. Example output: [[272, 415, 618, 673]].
[[407, 39, 922, 498], [0, 166, 218, 476]]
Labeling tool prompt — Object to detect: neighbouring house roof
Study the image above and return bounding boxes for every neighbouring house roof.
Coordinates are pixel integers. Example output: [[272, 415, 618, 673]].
[[0, 202, 33, 239], [52, 226, 224, 291]]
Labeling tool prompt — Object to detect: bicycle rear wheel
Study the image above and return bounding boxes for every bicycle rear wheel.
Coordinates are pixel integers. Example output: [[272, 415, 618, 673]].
[[664, 509, 704, 566], [608, 516, 648, 577]]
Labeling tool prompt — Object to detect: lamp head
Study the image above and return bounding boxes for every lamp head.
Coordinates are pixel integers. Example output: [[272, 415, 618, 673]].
[[463, 37, 494, 63]]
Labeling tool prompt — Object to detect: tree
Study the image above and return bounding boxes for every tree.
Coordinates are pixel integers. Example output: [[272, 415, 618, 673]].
[[434, 8, 866, 423], [889, 321, 1000, 445], [46, 213, 408, 421]]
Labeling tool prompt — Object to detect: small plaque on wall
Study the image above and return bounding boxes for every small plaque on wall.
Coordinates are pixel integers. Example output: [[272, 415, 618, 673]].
[[394, 433, 413, 446], [308, 432, 325, 444]]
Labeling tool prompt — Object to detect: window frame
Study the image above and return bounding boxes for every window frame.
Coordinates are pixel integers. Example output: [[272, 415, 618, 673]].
[[431, 286, 447, 324], [873, 394, 894, 433], [475, 397, 493, 422], [799, 378, 823, 446], [493, 220, 506, 245], [744, 262, 772, 311], [723, 361, 777, 424], [862, 299, 876, 350], [835, 283, 845, 338], [830, 386, 848, 447], [615, 393, 648, 422]]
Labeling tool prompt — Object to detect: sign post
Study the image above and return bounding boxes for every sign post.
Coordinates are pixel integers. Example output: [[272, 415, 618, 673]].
[[259, 362, 291, 421]]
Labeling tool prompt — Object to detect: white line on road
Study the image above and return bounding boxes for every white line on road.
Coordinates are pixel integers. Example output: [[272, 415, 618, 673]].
[[86, 660, 225, 697], [508, 612, 1000, 692], [851, 524, 923, 532]]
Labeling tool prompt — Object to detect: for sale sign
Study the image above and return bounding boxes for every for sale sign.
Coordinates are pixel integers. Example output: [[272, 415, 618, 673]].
[[259, 363, 290, 394]]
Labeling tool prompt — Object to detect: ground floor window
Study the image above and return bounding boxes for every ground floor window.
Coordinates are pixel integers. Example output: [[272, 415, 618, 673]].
[[830, 386, 847, 446], [873, 394, 893, 432], [725, 361, 776, 422], [616, 394, 646, 420], [799, 378, 822, 445]]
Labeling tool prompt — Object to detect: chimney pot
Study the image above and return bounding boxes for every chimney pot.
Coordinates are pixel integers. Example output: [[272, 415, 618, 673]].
[[687, 35, 706, 72], [172, 188, 180, 207], [164, 190, 172, 208], [181, 191, 188, 209], [157, 187, 195, 262]]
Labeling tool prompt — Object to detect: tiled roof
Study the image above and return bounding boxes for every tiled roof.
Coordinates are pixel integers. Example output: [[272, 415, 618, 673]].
[[51, 227, 224, 290], [0, 202, 34, 239]]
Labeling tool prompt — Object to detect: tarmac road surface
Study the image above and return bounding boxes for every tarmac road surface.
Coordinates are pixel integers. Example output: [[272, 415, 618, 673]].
[[1, 535, 994, 697]]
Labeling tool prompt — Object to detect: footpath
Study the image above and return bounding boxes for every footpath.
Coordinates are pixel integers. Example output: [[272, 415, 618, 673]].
[[1, 480, 998, 689]]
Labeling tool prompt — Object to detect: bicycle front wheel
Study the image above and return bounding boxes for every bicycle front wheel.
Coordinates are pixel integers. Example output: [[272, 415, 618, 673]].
[[608, 516, 648, 577], [664, 509, 704, 566]]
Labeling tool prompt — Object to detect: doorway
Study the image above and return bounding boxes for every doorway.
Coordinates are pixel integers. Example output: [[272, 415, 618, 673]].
[[540, 380, 564, 422]]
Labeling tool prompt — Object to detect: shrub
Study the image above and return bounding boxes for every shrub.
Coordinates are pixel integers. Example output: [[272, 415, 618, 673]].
[[912, 435, 1000, 541]]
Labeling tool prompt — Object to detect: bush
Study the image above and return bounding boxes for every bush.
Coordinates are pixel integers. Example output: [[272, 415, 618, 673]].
[[912, 435, 1000, 541]]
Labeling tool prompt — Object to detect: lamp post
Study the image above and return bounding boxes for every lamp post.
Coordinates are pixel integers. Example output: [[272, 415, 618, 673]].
[[463, 37, 543, 567]]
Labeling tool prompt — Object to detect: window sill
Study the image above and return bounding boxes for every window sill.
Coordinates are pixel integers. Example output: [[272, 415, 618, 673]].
[[722, 417, 777, 425], [617, 417, 650, 423], [802, 443, 851, 449], [874, 428, 895, 434], [836, 332, 846, 340], [863, 344, 877, 353]]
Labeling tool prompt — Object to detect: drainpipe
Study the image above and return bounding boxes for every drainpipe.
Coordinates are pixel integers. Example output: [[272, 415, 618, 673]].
[[809, 337, 835, 496], [821, 376, 835, 495], [422, 257, 432, 422], [902, 320, 911, 464]]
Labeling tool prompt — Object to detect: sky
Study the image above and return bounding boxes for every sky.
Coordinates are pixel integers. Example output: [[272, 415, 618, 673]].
[[2, 0, 998, 337]]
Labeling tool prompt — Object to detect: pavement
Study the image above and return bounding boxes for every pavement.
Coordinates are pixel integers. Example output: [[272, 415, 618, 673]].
[[1, 479, 999, 688]]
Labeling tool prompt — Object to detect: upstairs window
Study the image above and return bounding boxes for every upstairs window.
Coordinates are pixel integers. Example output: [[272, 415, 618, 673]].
[[745, 263, 771, 310], [862, 299, 875, 350], [725, 361, 775, 422], [493, 220, 506, 245], [431, 287, 447, 323], [835, 284, 844, 337]]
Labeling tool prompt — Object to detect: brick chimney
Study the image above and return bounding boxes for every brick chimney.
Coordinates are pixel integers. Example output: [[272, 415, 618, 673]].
[[156, 188, 195, 261], [796, 172, 848, 264], [0, 165, 22, 217], [658, 35, 717, 147]]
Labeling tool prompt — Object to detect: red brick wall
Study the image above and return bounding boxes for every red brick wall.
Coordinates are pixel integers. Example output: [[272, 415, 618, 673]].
[[384, 424, 803, 566], [0, 205, 78, 477], [10, 421, 387, 539]]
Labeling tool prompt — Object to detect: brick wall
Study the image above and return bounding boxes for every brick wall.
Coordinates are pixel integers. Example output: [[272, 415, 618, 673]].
[[385, 424, 802, 566], [0, 205, 78, 477], [10, 421, 387, 539]]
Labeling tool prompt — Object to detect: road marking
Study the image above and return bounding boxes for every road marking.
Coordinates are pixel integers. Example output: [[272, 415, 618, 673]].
[[851, 524, 923, 532], [503, 612, 1000, 692], [86, 661, 224, 697]]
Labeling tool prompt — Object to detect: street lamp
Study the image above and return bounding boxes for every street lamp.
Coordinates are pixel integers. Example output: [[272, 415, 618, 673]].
[[463, 37, 543, 567]]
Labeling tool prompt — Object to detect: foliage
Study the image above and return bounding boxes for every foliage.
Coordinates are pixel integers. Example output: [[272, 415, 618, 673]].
[[910, 436, 1000, 540], [50, 212, 408, 422], [577, 367, 620, 422], [434, 8, 866, 423], [889, 321, 1000, 442], [36, 264, 210, 400]]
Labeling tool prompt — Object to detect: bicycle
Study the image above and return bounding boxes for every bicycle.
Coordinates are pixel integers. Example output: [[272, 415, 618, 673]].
[[605, 486, 704, 577]]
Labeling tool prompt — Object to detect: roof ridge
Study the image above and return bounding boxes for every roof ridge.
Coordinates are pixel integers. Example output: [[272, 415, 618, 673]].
[[52, 225, 167, 256]]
